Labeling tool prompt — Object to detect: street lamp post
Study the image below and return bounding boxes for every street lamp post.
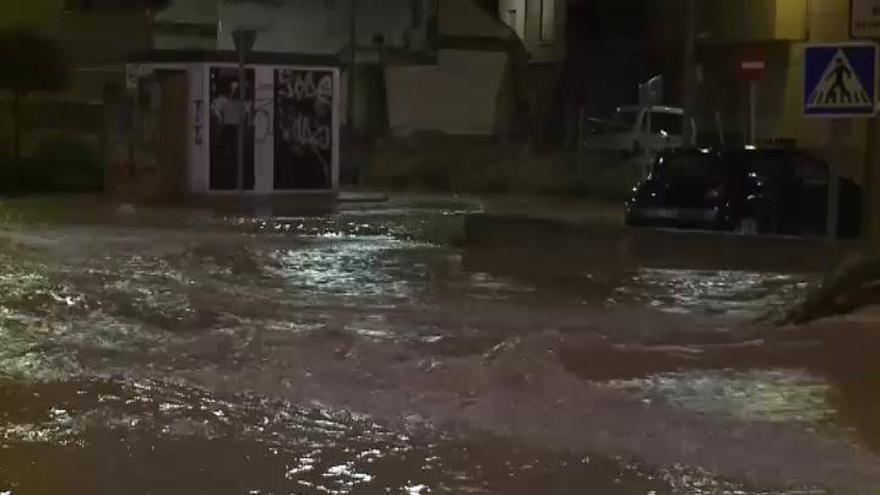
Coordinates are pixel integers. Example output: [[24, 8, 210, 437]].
[[682, 0, 697, 146], [233, 28, 257, 195]]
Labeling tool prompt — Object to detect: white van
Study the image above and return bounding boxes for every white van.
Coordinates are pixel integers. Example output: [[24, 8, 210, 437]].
[[582, 105, 694, 167]]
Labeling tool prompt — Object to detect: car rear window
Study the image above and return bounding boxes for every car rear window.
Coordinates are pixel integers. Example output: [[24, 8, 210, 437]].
[[737, 152, 828, 183], [655, 153, 719, 181], [789, 154, 828, 183]]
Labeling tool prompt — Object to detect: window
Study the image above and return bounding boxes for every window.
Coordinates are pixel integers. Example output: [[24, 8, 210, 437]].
[[540, 0, 555, 43], [659, 154, 720, 182]]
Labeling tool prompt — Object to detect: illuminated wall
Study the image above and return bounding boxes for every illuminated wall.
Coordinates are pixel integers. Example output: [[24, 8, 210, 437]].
[[387, 0, 518, 136], [772, 0, 866, 181], [498, 0, 565, 63], [699, 0, 807, 43]]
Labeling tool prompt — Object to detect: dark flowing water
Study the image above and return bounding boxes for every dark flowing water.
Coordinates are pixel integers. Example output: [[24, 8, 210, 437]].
[[0, 196, 878, 494]]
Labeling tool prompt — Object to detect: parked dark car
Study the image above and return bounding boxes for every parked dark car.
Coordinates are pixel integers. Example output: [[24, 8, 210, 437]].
[[625, 148, 862, 238]]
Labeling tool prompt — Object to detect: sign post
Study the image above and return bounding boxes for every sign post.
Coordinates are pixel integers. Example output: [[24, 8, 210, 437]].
[[804, 42, 878, 239], [740, 59, 765, 144]]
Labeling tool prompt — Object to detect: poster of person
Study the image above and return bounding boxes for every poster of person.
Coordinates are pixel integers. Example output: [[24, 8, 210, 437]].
[[274, 69, 335, 190], [209, 67, 255, 190]]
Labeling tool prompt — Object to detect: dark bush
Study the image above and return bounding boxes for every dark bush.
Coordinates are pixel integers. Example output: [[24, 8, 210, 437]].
[[0, 28, 70, 161], [0, 154, 20, 193], [0, 133, 103, 194]]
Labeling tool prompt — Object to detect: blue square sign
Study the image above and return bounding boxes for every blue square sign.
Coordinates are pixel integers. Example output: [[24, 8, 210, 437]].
[[804, 43, 878, 117]]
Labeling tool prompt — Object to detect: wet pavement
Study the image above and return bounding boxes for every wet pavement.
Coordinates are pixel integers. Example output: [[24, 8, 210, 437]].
[[0, 195, 878, 494]]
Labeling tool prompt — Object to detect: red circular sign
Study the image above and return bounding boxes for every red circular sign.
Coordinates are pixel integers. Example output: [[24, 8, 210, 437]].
[[739, 60, 765, 81]]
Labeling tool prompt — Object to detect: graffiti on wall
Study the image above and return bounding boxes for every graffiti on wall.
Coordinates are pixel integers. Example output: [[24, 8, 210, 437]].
[[274, 69, 334, 190], [252, 82, 275, 144], [193, 99, 204, 145]]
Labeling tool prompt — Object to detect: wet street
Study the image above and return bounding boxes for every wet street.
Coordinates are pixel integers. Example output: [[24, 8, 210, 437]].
[[0, 195, 879, 494]]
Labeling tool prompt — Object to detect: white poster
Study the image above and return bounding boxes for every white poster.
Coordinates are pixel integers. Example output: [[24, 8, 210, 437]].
[[852, 0, 880, 38]]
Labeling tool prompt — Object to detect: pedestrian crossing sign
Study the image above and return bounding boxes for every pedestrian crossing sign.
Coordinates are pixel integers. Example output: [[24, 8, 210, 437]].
[[804, 43, 878, 117]]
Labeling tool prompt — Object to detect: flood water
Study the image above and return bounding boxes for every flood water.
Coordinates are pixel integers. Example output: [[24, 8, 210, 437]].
[[0, 196, 879, 494]]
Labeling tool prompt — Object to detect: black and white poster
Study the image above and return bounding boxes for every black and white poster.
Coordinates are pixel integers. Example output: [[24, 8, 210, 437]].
[[274, 69, 335, 190], [209, 67, 255, 190]]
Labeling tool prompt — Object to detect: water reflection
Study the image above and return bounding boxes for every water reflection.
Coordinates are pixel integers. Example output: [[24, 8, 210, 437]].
[[267, 238, 435, 301], [601, 369, 837, 427], [615, 269, 812, 317], [0, 214, 870, 495], [0, 378, 705, 495]]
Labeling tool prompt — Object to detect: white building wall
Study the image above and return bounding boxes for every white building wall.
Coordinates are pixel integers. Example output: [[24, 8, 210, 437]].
[[188, 63, 209, 193], [387, 49, 508, 136], [498, 0, 526, 41], [386, 0, 518, 137], [497, 0, 566, 63], [157, 62, 339, 195], [153, 0, 219, 49]]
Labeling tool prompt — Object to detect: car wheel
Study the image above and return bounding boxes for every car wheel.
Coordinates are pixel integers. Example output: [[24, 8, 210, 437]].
[[734, 217, 759, 236]]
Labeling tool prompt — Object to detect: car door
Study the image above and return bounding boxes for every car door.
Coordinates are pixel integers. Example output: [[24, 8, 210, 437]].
[[747, 151, 815, 236], [789, 152, 828, 236], [658, 152, 723, 224]]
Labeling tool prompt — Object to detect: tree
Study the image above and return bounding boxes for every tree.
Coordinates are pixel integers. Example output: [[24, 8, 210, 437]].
[[0, 28, 70, 162]]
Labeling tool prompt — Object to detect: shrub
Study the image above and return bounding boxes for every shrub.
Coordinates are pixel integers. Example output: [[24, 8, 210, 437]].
[[1, 133, 103, 194], [0, 28, 70, 161], [0, 154, 20, 193]]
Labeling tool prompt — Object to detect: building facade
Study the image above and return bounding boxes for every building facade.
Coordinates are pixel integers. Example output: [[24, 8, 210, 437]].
[[151, 0, 521, 137], [155, 0, 436, 63], [1, 0, 158, 100], [653, 0, 880, 240]]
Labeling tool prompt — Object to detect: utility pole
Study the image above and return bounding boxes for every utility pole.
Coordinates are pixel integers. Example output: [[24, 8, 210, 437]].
[[748, 81, 757, 144], [347, 0, 358, 182], [827, 120, 845, 239], [682, 0, 697, 146]]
